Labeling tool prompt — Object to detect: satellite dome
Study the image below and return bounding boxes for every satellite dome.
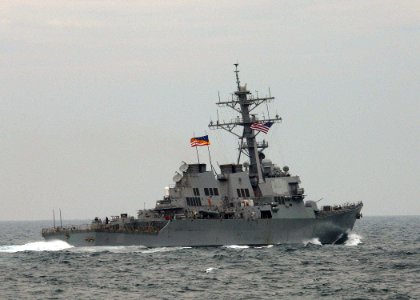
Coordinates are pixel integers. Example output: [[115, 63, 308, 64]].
[[179, 161, 189, 173], [172, 172, 183, 182]]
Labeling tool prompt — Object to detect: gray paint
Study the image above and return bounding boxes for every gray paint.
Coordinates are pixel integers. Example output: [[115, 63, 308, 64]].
[[42, 67, 363, 247], [43, 204, 362, 247]]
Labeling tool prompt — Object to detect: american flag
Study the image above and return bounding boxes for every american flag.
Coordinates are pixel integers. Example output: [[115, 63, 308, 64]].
[[190, 135, 210, 147], [250, 121, 273, 134]]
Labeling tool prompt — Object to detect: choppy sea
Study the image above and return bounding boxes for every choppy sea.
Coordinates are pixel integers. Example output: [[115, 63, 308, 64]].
[[0, 216, 419, 299]]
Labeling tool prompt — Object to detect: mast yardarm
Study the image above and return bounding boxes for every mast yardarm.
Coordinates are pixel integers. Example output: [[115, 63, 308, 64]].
[[208, 64, 282, 187]]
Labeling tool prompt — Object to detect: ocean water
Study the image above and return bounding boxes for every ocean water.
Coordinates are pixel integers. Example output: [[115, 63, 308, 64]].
[[0, 216, 419, 299]]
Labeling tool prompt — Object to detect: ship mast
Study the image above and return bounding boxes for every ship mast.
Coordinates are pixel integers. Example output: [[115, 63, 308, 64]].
[[209, 64, 282, 187]]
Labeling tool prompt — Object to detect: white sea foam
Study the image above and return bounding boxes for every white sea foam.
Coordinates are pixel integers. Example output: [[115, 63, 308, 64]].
[[224, 245, 250, 249], [205, 267, 217, 273], [0, 240, 73, 253], [254, 245, 274, 249], [141, 246, 192, 254], [303, 238, 322, 246], [345, 233, 362, 246], [69, 245, 145, 253]]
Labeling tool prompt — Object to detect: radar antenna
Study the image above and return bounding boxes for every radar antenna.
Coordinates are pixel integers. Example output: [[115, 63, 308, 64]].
[[234, 63, 241, 91], [209, 64, 282, 187]]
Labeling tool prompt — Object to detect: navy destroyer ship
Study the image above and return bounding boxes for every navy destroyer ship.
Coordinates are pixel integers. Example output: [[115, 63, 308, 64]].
[[42, 64, 362, 247]]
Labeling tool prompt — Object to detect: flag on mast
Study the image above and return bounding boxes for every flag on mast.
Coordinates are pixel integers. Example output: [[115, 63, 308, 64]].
[[190, 135, 210, 147], [250, 121, 273, 134]]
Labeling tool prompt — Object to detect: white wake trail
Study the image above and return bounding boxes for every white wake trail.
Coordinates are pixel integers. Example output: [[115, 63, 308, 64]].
[[223, 245, 250, 249], [0, 240, 73, 253], [141, 246, 192, 254]]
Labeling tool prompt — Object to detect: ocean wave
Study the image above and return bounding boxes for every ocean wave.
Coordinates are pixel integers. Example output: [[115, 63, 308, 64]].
[[344, 233, 362, 246], [69, 245, 146, 253], [303, 238, 322, 246], [223, 245, 250, 249], [0, 240, 73, 253], [254, 245, 274, 249], [141, 247, 192, 254], [205, 267, 217, 273], [68, 245, 192, 254]]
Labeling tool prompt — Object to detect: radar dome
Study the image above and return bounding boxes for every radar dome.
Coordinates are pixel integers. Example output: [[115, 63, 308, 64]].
[[172, 172, 183, 183], [179, 161, 189, 173]]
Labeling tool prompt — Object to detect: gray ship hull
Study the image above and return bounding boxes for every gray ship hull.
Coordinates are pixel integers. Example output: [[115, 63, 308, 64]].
[[43, 204, 362, 247], [42, 67, 364, 248]]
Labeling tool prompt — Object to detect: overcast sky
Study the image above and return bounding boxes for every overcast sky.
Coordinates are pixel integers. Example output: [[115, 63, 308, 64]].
[[1, 1, 419, 220]]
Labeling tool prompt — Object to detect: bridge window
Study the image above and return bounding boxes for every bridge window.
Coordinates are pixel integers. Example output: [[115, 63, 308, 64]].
[[237, 188, 250, 198], [205, 188, 219, 197], [186, 197, 202, 206]]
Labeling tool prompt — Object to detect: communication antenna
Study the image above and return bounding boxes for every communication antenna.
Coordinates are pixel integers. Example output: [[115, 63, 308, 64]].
[[208, 64, 281, 187], [59, 209, 63, 228], [179, 161, 189, 173], [234, 63, 240, 90], [173, 171, 183, 183], [53, 209, 56, 229]]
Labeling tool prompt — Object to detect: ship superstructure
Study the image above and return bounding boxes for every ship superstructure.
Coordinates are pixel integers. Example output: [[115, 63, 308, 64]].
[[42, 65, 362, 247]]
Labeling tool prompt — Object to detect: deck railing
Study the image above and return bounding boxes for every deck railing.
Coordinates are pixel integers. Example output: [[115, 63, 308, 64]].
[[42, 221, 167, 235], [41, 224, 91, 235]]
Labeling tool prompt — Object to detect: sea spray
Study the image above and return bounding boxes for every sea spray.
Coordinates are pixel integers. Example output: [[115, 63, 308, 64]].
[[303, 238, 322, 246], [0, 240, 73, 253], [345, 233, 363, 246]]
